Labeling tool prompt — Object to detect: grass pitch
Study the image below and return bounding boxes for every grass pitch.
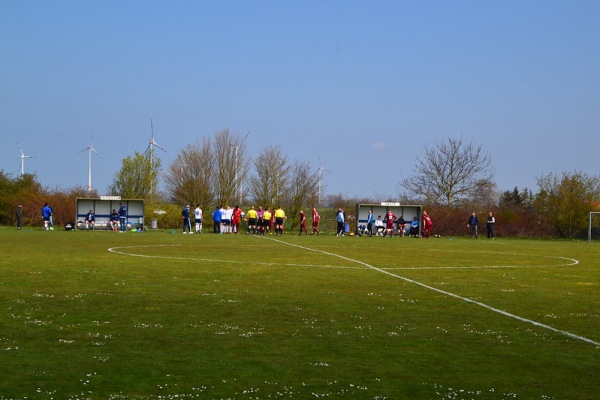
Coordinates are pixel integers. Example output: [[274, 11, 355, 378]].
[[0, 227, 598, 399]]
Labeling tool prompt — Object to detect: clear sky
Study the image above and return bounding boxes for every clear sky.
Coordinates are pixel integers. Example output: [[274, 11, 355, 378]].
[[1, 0, 599, 200]]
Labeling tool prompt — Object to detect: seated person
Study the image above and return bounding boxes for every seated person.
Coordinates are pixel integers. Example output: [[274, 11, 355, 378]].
[[85, 210, 95, 230], [109, 209, 120, 231], [396, 216, 406, 236], [409, 217, 419, 237], [374, 216, 385, 236]]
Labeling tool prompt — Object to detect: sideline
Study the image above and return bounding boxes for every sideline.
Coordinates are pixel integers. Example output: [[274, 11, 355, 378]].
[[260, 236, 600, 348]]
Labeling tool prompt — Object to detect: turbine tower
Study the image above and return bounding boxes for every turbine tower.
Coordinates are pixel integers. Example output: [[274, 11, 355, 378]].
[[317, 155, 332, 206], [79, 133, 100, 193], [144, 119, 166, 168], [17, 143, 35, 176]]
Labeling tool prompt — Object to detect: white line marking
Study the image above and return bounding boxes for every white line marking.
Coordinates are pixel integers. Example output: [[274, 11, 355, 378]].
[[260, 237, 600, 348], [107, 245, 361, 269]]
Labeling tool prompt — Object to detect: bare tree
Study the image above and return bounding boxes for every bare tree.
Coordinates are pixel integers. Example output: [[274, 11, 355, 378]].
[[283, 160, 319, 229], [164, 137, 215, 207], [214, 128, 250, 206], [247, 145, 290, 208], [402, 137, 494, 206]]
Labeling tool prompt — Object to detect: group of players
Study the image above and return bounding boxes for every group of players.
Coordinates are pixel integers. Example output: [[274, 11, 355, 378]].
[[181, 204, 322, 236], [363, 209, 433, 238]]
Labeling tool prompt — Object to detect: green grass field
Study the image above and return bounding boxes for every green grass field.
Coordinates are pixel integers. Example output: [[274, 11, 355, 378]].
[[0, 227, 598, 399]]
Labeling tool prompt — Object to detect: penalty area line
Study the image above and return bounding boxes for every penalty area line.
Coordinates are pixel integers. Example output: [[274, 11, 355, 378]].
[[260, 236, 600, 348]]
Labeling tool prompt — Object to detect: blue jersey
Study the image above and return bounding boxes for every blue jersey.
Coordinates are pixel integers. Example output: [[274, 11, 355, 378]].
[[182, 206, 190, 218], [118, 204, 127, 218], [366, 213, 374, 224], [42, 205, 52, 218]]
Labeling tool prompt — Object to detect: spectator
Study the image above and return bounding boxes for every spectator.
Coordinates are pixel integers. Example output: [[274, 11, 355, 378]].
[[366, 209, 374, 237], [109, 209, 119, 231], [336, 208, 345, 236], [16, 204, 23, 230], [409, 217, 419, 237], [42, 203, 52, 230], [396, 215, 406, 236], [118, 202, 128, 233], [182, 204, 192, 234], [375, 215, 385, 236], [85, 209, 96, 230], [468, 211, 479, 239], [486, 212, 496, 239]]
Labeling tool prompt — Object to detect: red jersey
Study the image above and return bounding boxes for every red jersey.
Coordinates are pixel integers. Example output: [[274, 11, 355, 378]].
[[232, 208, 242, 225], [385, 212, 397, 229]]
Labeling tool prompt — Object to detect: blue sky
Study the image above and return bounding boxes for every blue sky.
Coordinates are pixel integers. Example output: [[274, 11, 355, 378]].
[[1, 0, 599, 199]]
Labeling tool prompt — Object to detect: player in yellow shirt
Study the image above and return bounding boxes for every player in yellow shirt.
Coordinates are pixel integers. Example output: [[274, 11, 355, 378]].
[[263, 209, 272, 235], [246, 206, 258, 234], [274, 206, 286, 236]]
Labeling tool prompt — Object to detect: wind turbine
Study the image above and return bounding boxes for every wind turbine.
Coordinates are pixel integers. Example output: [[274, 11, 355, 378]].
[[317, 155, 332, 206], [144, 119, 166, 168], [17, 143, 35, 176], [79, 133, 101, 193]]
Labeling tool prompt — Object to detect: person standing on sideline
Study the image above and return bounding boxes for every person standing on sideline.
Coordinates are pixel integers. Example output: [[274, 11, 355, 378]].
[[46, 203, 54, 229], [467, 211, 479, 239], [194, 204, 203, 234], [182, 204, 192, 234], [298, 210, 308, 235], [212, 206, 221, 233], [422, 211, 433, 239], [312, 208, 320, 235], [366, 209, 374, 237], [274, 205, 286, 236], [246, 206, 258, 234], [486, 212, 496, 239], [118, 202, 128, 233], [16, 204, 23, 230], [42, 203, 52, 230], [336, 208, 345, 236]]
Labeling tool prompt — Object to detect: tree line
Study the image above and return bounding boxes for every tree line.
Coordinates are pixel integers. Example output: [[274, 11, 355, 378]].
[[1, 133, 598, 238]]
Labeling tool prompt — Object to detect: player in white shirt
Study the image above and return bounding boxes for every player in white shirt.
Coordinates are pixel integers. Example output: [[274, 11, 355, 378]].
[[194, 205, 203, 233]]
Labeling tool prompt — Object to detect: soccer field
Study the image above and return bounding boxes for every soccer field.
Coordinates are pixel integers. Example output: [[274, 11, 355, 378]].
[[0, 228, 598, 399]]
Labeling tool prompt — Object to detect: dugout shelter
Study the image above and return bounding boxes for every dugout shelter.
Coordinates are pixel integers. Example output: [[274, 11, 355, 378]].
[[76, 196, 145, 230], [355, 202, 422, 236]]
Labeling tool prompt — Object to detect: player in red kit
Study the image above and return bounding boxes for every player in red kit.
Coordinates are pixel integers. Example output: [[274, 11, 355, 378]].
[[312, 208, 320, 235], [298, 210, 308, 235], [384, 210, 397, 237], [422, 211, 433, 239]]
